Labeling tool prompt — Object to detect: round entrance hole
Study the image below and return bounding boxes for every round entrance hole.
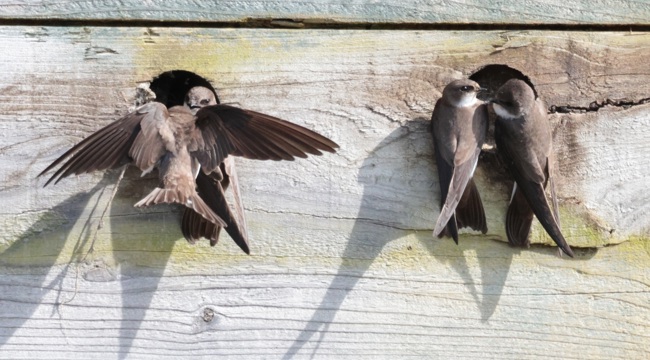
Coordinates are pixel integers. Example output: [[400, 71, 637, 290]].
[[469, 64, 537, 101], [149, 70, 220, 107]]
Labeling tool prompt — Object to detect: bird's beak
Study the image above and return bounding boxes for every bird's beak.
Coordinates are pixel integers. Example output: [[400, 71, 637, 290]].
[[187, 103, 202, 115], [477, 87, 489, 98]]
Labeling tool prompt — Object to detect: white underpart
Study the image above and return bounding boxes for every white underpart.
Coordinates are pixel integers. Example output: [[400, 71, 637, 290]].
[[141, 165, 155, 176], [509, 183, 517, 204], [454, 94, 478, 108], [493, 103, 518, 119], [470, 158, 478, 178], [192, 159, 201, 179]]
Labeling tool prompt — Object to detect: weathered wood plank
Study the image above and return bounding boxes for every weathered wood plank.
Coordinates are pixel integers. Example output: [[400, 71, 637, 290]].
[[0, 1, 649, 25], [0, 27, 649, 358], [0, 243, 648, 359]]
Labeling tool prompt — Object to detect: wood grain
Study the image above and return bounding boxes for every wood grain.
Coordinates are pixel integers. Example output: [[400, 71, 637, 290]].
[[0, 27, 649, 358], [0, 243, 648, 359], [0, 1, 649, 25]]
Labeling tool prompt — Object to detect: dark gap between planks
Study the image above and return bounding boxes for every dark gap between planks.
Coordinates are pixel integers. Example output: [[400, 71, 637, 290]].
[[0, 18, 649, 31]]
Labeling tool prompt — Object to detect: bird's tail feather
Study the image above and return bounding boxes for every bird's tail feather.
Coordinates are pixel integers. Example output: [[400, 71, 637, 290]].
[[456, 178, 488, 234], [181, 170, 250, 254], [436, 213, 459, 244], [434, 178, 487, 244], [515, 181, 574, 257], [506, 184, 534, 248], [135, 187, 226, 228], [182, 208, 223, 245]]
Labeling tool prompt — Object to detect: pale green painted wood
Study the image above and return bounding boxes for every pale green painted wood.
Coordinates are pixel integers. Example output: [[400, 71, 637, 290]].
[[0, 0, 649, 25], [0, 27, 648, 359]]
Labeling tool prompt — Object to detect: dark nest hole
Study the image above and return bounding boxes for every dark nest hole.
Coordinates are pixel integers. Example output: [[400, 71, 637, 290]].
[[149, 70, 220, 107], [470, 64, 538, 102]]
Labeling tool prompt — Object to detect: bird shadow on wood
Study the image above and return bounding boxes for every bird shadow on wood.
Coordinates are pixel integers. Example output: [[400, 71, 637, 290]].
[[0, 168, 180, 359], [0, 172, 115, 349], [0, 70, 215, 355], [283, 119, 512, 358], [423, 146, 516, 323], [423, 235, 514, 322], [102, 69, 221, 360], [282, 124, 419, 359], [107, 167, 178, 360]]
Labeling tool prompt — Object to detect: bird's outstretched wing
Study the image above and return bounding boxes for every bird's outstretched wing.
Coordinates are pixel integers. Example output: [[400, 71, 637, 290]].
[[191, 105, 339, 173], [38, 102, 169, 186]]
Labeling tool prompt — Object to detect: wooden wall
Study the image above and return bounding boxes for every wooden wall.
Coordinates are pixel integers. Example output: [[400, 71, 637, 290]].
[[0, 2, 649, 359]]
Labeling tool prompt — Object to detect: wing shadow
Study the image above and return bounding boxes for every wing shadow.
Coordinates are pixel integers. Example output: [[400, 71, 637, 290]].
[[0, 171, 117, 349], [283, 118, 518, 358], [283, 124, 420, 359], [107, 167, 179, 360]]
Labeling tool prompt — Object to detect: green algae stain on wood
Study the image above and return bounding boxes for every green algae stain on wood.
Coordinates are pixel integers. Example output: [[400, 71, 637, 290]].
[[0, 172, 239, 269], [133, 29, 254, 80], [131, 29, 313, 85], [528, 205, 618, 249]]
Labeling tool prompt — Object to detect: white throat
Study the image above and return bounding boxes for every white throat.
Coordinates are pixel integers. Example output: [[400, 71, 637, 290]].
[[453, 95, 478, 108], [492, 103, 518, 119]]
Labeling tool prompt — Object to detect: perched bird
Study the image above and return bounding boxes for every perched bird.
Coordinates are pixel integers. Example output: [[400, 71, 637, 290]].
[[430, 79, 488, 243], [491, 79, 574, 257], [39, 86, 339, 254]]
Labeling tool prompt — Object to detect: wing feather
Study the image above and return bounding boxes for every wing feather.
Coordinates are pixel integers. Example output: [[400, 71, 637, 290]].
[[39, 102, 170, 186], [54, 127, 129, 181], [128, 103, 172, 172], [192, 104, 338, 170], [38, 104, 169, 186]]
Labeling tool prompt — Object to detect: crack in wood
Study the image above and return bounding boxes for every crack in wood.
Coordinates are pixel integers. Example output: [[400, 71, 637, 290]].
[[549, 97, 650, 113]]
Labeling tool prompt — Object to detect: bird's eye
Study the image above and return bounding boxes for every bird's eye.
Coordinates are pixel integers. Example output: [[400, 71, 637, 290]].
[[460, 86, 472, 92], [200, 99, 210, 105]]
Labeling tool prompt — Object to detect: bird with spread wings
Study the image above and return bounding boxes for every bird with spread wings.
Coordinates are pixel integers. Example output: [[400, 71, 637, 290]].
[[39, 86, 339, 254]]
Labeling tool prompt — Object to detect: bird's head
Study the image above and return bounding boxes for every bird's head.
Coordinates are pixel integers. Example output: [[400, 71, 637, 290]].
[[184, 86, 218, 115], [491, 79, 535, 119], [442, 79, 484, 108]]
